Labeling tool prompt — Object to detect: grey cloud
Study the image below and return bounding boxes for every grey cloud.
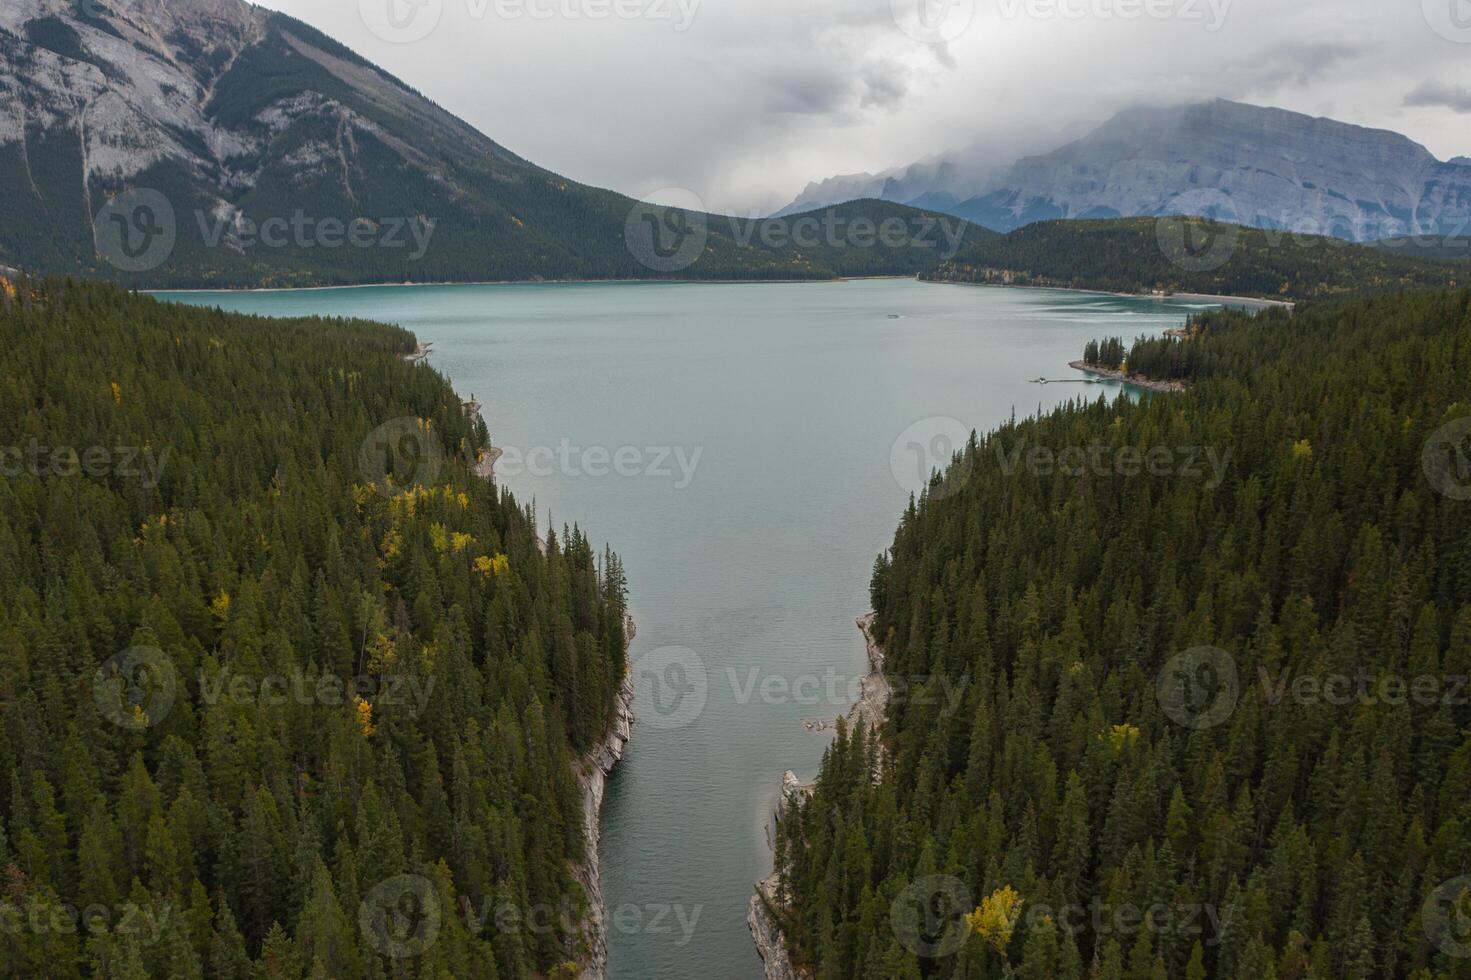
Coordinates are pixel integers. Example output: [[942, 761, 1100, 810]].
[[764, 71, 853, 115], [250, 0, 1470, 216], [1405, 80, 1471, 114], [1232, 40, 1365, 90], [859, 66, 910, 109]]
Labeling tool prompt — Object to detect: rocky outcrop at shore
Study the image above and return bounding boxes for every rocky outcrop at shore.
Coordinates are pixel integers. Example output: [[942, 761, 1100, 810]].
[[749, 872, 802, 980], [749, 614, 889, 979], [472, 446, 504, 482], [571, 628, 636, 980], [1068, 360, 1187, 393], [748, 771, 810, 980], [847, 613, 890, 735]]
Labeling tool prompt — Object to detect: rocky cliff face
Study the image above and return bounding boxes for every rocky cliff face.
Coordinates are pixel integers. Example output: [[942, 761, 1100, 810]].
[[748, 771, 810, 980], [964, 100, 1471, 240], [571, 673, 636, 980], [0, 0, 649, 285], [780, 100, 1471, 242]]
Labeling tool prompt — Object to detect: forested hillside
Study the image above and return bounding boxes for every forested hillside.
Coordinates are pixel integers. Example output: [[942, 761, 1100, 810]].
[[774, 288, 1471, 978], [922, 218, 1462, 301], [0, 278, 628, 977], [0, 0, 979, 287]]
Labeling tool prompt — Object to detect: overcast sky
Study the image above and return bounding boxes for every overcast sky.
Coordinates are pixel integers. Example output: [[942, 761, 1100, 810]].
[[252, 0, 1471, 215]]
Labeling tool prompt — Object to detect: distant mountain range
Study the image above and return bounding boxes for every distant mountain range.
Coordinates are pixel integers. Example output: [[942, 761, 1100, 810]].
[[781, 100, 1471, 243], [925, 217, 1462, 302], [2, 0, 1464, 288], [0, 0, 978, 286]]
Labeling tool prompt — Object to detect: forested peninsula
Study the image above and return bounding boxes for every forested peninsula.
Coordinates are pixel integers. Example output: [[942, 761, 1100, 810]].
[[770, 288, 1471, 979], [0, 278, 631, 978]]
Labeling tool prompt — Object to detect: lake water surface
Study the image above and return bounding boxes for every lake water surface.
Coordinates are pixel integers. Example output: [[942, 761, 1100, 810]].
[[156, 278, 1210, 979]]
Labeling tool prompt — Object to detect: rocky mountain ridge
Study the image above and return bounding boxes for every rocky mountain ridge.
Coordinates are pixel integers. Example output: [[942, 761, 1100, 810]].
[[781, 100, 1471, 242]]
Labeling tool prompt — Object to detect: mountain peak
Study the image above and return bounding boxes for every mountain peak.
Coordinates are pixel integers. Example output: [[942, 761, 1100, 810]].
[[778, 99, 1470, 241]]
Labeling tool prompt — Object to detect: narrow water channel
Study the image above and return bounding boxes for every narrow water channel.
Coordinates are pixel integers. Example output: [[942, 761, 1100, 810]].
[[160, 278, 1208, 979]]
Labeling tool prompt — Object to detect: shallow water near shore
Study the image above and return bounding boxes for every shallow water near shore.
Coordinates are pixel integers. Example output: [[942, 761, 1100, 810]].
[[156, 278, 1208, 979]]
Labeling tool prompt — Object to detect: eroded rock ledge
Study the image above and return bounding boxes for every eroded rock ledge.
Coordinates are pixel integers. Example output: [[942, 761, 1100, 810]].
[[571, 621, 636, 980]]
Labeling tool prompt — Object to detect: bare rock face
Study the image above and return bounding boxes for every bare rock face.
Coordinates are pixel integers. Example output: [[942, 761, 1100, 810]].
[[0, 0, 623, 284], [569, 635, 636, 980], [779, 100, 1471, 242], [966, 100, 1471, 241], [748, 768, 809, 980], [748, 873, 802, 980]]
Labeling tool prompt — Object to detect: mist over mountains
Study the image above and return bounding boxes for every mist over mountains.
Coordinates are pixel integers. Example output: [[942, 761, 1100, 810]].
[[779, 99, 1471, 243]]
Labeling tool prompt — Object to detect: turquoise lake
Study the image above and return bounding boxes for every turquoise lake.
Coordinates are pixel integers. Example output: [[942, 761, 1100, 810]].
[[155, 278, 1212, 979]]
